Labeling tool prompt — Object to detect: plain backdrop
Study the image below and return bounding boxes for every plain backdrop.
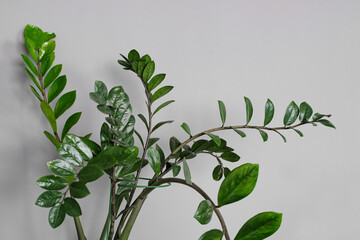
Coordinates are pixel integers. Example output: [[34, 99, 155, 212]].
[[1, 0, 359, 239]]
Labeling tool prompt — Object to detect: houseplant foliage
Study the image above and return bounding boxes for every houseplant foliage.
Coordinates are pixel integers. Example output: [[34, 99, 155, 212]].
[[21, 24, 335, 240]]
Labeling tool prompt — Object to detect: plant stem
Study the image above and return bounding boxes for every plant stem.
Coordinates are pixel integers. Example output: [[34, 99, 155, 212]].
[[108, 168, 117, 239], [118, 198, 145, 240], [74, 217, 87, 240], [36, 61, 48, 102]]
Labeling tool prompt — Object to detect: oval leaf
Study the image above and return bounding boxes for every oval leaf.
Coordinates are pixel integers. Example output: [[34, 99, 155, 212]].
[[264, 99, 274, 126], [212, 165, 223, 181], [194, 200, 213, 225], [151, 86, 173, 102], [44, 64, 62, 88], [299, 102, 313, 122], [21, 54, 39, 78], [283, 101, 299, 126], [48, 75, 67, 103], [148, 73, 166, 91], [317, 119, 336, 129], [181, 122, 192, 136], [244, 97, 253, 125], [38, 40, 56, 61], [47, 159, 75, 176], [128, 49, 140, 62], [207, 133, 221, 147], [64, 198, 82, 217], [48, 203, 65, 228], [78, 166, 104, 183], [218, 100, 226, 127], [199, 229, 223, 240], [37, 175, 68, 190], [35, 190, 62, 208], [40, 101, 57, 132], [220, 152, 240, 162], [61, 112, 82, 141], [147, 147, 161, 176], [54, 90, 76, 119], [40, 52, 55, 75], [142, 61, 155, 82], [70, 182, 90, 199]]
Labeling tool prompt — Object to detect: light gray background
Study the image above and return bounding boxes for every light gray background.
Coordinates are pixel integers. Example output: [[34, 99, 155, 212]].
[[1, 0, 359, 239]]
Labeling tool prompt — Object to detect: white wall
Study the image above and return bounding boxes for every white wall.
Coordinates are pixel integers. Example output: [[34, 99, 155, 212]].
[[1, 0, 359, 239]]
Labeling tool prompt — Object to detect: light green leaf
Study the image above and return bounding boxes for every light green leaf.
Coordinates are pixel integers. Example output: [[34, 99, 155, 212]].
[[36, 175, 68, 190], [54, 91, 76, 119], [48, 75, 67, 103], [64, 198, 82, 217], [194, 200, 213, 225], [43, 32, 56, 42], [283, 101, 299, 126], [212, 165, 223, 181], [181, 122, 192, 136], [244, 97, 253, 125], [147, 147, 161, 176], [35, 190, 62, 208], [142, 61, 155, 82], [151, 86, 173, 102], [25, 37, 37, 62], [25, 68, 41, 91], [47, 159, 75, 176], [198, 229, 223, 240], [317, 119, 336, 129], [40, 101, 57, 132], [44, 64, 62, 88], [183, 158, 191, 184], [61, 112, 82, 141], [299, 102, 313, 122], [40, 52, 55, 76], [38, 41, 56, 61], [148, 73, 166, 91], [153, 100, 175, 115], [78, 166, 103, 183], [24, 24, 44, 49], [207, 133, 221, 146], [264, 99, 274, 126], [70, 182, 90, 198], [21, 54, 39, 78], [218, 100, 226, 127], [43, 130, 59, 146]]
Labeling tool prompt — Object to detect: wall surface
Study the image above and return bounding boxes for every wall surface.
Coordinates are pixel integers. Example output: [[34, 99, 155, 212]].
[[1, 0, 359, 239]]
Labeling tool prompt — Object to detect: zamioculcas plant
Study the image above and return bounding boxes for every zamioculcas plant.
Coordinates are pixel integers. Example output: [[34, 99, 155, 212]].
[[22, 24, 335, 240]]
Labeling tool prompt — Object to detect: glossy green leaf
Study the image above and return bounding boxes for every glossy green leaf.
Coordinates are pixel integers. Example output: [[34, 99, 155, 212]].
[[24, 24, 44, 49], [194, 200, 213, 225], [44, 64, 62, 88], [54, 91, 76, 119], [181, 122, 192, 136], [38, 41, 56, 61], [172, 163, 181, 177], [40, 52, 55, 76], [25, 68, 41, 91], [142, 61, 155, 82], [220, 152, 240, 162], [64, 198, 82, 217], [151, 86, 173, 102], [43, 130, 59, 146], [218, 100, 226, 127], [56, 143, 83, 166], [191, 140, 211, 153], [115, 159, 142, 178], [283, 101, 299, 126], [198, 229, 223, 240], [299, 102, 313, 122], [61, 112, 81, 141], [25, 37, 37, 62], [264, 99, 274, 126], [43, 32, 56, 42], [78, 166, 104, 183], [94, 80, 108, 101], [244, 97, 253, 125], [317, 119, 336, 129], [89, 146, 138, 170], [89, 92, 106, 105], [35, 190, 62, 208], [100, 123, 112, 150], [234, 212, 282, 240], [207, 133, 221, 146], [312, 113, 331, 121], [21, 54, 39, 78], [70, 182, 90, 198], [293, 129, 304, 137], [183, 158, 191, 184], [224, 167, 231, 177], [37, 175, 68, 190], [80, 137, 101, 156], [64, 134, 93, 161], [218, 163, 259, 206], [147, 147, 161, 176], [48, 203, 65, 229], [152, 120, 173, 133], [273, 130, 287, 143], [232, 127, 246, 138], [30, 85, 42, 101], [128, 49, 140, 62], [212, 165, 223, 181], [257, 129, 268, 142], [40, 101, 57, 132], [148, 73, 166, 91], [153, 100, 175, 115], [47, 159, 75, 176], [48, 75, 67, 103]]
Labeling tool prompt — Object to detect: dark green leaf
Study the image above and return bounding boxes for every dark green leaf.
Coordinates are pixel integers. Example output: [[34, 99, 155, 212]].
[[234, 212, 282, 240], [264, 99, 274, 126], [191, 140, 210, 153], [35, 190, 62, 207], [194, 200, 213, 225], [180, 146, 196, 159], [152, 120, 173, 133], [37, 175, 68, 190], [64, 134, 93, 161], [172, 163, 181, 177], [312, 113, 331, 121], [40, 52, 55, 76], [142, 61, 155, 82], [147, 147, 161, 176], [56, 143, 83, 166], [61, 112, 81, 141], [220, 152, 240, 162], [151, 86, 173, 102], [207, 133, 221, 146], [293, 129, 304, 137], [224, 167, 231, 177], [80, 137, 101, 156], [64, 198, 82, 217], [94, 80, 108, 101], [24, 24, 44, 49], [317, 119, 336, 129], [170, 136, 181, 152], [78, 166, 104, 183], [153, 100, 175, 115], [183, 158, 191, 184], [134, 130, 144, 148], [218, 100, 226, 127], [212, 165, 223, 181], [283, 101, 299, 126], [299, 102, 313, 122], [97, 105, 114, 115], [89, 92, 106, 105], [232, 127, 246, 138], [128, 49, 140, 62], [21, 54, 39, 78], [48, 75, 67, 103], [100, 123, 112, 150], [48, 203, 65, 228], [70, 182, 90, 198], [198, 229, 223, 240], [181, 122, 192, 136], [141, 54, 152, 64], [54, 91, 76, 119], [38, 41, 56, 61], [44, 64, 62, 88], [137, 60, 146, 76], [218, 163, 259, 206], [29, 85, 42, 101], [47, 159, 75, 177], [25, 68, 41, 91], [244, 97, 253, 125], [43, 130, 59, 146], [138, 114, 149, 130], [40, 101, 57, 132], [156, 144, 165, 164], [147, 138, 159, 149], [257, 129, 268, 142], [273, 130, 287, 143], [148, 73, 166, 91]]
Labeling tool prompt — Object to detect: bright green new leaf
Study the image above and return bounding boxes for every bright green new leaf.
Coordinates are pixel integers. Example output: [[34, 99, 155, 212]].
[[78, 166, 104, 183], [25, 37, 37, 62], [43, 131, 59, 146], [48, 203, 65, 229], [232, 127, 246, 138], [283, 101, 299, 126], [47, 159, 75, 176], [218, 163, 259, 206], [244, 97, 253, 125], [30, 85, 42, 101], [234, 212, 282, 240], [299, 102, 313, 122], [64, 198, 82, 217], [24, 24, 44, 49], [151, 86, 173, 102], [48, 75, 67, 103], [25, 68, 41, 92], [198, 229, 223, 240], [183, 158, 191, 184], [264, 99, 274, 126], [212, 165, 223, 181], [152, 120, 174, 133], [35, 190, 62, 208], [220, 152, 240, 162], [43, 32, 56, 42], [181, 122, 192, 136], [38, 41, 56, 61], [207, 133, 221, 146], [142, 61, 155, 82], [61, 112, 82, 141], [128, 49, 140, 62], [54, 91, 76, 119], [218, 100, 226, 127], [21, 54, 39, 78], [37, 175, 68, 190], [70, 182, 90, 198], [147, 147, 161, 176], [148, 73, 166, 91], [317, 119, 336, 129], [194, 200, 213, 225], [40, 52, 55, 76], [40, 101, 57, 132], [44, 64, 62, 88], [257, 129, 268, 142], [153, 100, 175, 115]]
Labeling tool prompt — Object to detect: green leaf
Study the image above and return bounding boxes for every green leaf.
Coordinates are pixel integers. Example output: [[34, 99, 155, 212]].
[[37, 175, 68, 190], [198, 229, 223, 240], [257, 129, 268, 142], [54, 91, 76, 119], [293, 129, 304, 137], [169, 136, 181, 152], [142, 61, 155, 82], [40, 52, 55, 76], [218, 100, 226, 127], [48, 203, 65, 229], [24, 37, 37, 62], [273, 130, 287, 143], [70, 182, 90, 198], [63, 134, 93, 161], [47, 159, 75, 176], [138, 114, 149, 130], [220, 152, 240, 162], [128, 49, 140, 62], [80, 137, 101, 156], [147, 138, 159, 149], [29, 85, 42, 101], [100, 123, 112, 150], [21, 54, 39, 78], [56, 143, 83, 166], [153, 100, 175, 115], [40, 101, 57, 132], [232, 127, 246, 138], [43, 32, 56, 41], [48, 75, 67, 103], [244, 97, 253, 125], [38, 41, 56, 61], [156, 144, 165, 164], [234, 212, 282, 240], [151, 86, 173, 102], [312, 113, 331, 121], [181, 122, 192, 136], [212, 165, 223, 181], [24, 24, 44, 49], [317, 119, 336, 129], [299, 102, 313, 122], [61, 112, 82, 141], [94, 80, 108, 101], [194, 200, 213, 225], [147, 147, 161, 176], [152, 120, 174, 133], [207, 133, 221, 146], [148, 73, 166, 91], [218, 163, 259, 206], [224, 167, 231, 177], [44, 64, 62, 88], [43, 131, 59, 146], [172, 163, 181, 177], [78, 166, 104, 183], [89, 92, 106, 105], [134, 130, 144, 148], [183, 158, 191, 184], [283, 101, 299, 126], [191, 140, 211, 153], [89, 146, 138, 170], [264, 99, 274, 126], [63, 198, 82, 217], [25, 68, 41, 91], [35, 190, 62, 208]]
